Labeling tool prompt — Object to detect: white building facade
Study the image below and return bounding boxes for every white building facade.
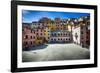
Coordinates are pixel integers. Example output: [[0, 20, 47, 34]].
[[72, 26, 81, 44]]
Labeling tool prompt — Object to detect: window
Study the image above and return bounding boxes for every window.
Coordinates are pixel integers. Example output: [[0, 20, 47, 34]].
[[33, 41, 35, 44], [86, 31, 89, 34], [25, 35, 28, 39], [81, 37, 84, 39], [81, 31, 83, 34], [86, 41, 89, 45], [61, 33, 62, 36], [54, 33, 56, 36], [34, 31, 35, 33], [54, 39, 56, 41], [33, 36, 35, 39], [86, 26, 88, 30], [51, 33, 53, 36], [63, 39, 66, 41], [58, 34, 60, 36], [81, 26, 83, 29], [86, 36, 89, 39], [30, 36, 32, 39], [69, 34, 70, 36], [87, 22, 90, 25], [24, 42, 28, 45], [41, 33, 42, 35], [22, 28, 24, 31], [30, 41, 32, 45], [39, 42, 41, 44]]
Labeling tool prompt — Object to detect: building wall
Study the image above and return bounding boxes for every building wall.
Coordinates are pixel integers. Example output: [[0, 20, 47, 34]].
[[34, 28, 44, 37], [72, 26, 81, 44], [51, 23, 56, 31], [50, 37, 71, 43], [44, 27, 50, 41], [22, 27, 36, 49], [22, 16, 90, 49], [50, 30, 72, 43], [31, 22, 38, 28], [80, 23, 90, 48]]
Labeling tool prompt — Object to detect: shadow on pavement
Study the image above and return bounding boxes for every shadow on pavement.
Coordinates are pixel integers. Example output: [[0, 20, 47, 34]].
[[23, 44, 48, 51]]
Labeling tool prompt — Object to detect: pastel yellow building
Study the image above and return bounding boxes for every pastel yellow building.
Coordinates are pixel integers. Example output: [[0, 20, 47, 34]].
[[67, 24, 72, 31], [44, 27, 50, 41], [35, 37, 43, 45], [50, 23, 56, 31]]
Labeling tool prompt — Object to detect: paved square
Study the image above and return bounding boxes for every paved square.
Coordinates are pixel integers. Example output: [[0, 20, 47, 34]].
[[22, 43, 90, 62]]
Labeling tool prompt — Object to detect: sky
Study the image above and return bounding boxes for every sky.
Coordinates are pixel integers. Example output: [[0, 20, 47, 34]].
[[22, 10, 90, 23]]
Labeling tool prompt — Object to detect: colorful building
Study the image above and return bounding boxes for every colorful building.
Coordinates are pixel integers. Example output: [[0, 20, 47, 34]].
[[22, 25, 36, 49], [22, 16, 90, 49], [72, 16, 90, 48], [44, 27, 50, 42], [50, 30, 72, 43]]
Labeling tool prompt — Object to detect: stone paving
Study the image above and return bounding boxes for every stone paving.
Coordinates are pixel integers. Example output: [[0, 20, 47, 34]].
[[22, 43, 90, 62]]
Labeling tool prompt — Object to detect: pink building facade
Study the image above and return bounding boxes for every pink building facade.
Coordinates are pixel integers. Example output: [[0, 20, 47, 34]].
[[22, 25, 36, 49]]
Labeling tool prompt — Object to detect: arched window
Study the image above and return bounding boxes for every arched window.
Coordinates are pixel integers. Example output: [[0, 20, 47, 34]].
[[58, 33, 60, 36]]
